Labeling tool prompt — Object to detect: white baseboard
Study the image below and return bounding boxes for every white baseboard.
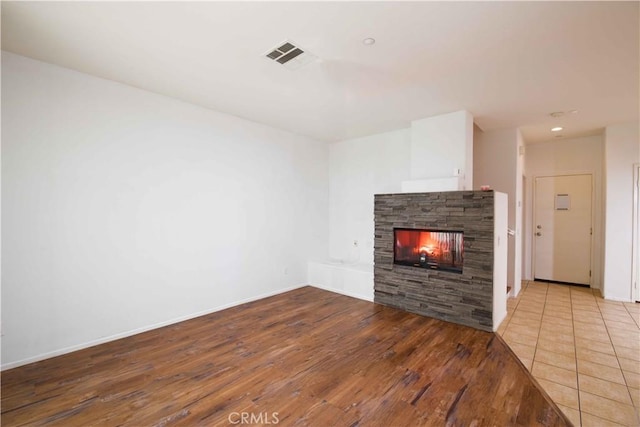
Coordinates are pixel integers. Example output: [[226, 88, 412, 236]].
[[602, 294, 634, 303], [309, 283, 374, 302], [1, 284, 307, 371], [492, 310, 508, 332]]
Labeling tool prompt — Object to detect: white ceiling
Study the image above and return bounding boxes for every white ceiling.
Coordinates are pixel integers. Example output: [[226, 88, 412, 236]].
[[2, 1, 638, 143]]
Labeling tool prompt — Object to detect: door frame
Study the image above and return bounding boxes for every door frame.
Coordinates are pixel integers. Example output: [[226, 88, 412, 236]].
[[532, 172, 595, 286], [632, 164, 640, 301]]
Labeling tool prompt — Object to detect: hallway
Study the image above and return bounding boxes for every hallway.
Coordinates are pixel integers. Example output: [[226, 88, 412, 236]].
[[498, 281, 640, 426]]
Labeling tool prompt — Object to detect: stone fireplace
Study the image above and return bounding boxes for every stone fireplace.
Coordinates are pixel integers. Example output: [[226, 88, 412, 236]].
[[374, 190, 507, 332]]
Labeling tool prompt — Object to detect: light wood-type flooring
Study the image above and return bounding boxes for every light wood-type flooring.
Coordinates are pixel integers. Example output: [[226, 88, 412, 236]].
[[2, 286, 569, 426]]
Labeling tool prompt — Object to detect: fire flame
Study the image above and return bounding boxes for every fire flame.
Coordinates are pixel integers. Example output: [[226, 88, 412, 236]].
[[419, 245, 438, 256]]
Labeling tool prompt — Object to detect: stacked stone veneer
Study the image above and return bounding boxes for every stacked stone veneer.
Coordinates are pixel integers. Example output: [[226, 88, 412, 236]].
[[374, 191, 495, 331]]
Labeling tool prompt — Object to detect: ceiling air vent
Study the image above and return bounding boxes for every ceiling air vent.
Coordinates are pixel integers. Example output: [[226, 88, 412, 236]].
[[264, 40, 318, 71]]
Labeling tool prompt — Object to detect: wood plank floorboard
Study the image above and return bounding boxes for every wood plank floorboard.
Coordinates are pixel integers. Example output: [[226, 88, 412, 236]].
[[1, 287, 570, 426]]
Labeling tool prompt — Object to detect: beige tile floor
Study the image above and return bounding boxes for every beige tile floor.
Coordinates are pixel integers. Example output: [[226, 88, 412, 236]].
[[497, 280, 640, 426]]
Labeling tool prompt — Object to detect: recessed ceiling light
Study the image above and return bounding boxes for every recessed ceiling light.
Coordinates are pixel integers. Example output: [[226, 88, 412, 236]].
[[549, 112, 564, 118], [569, 110, 578, 114], [551, 127, 563, 132], [363, 37, 376, 46]]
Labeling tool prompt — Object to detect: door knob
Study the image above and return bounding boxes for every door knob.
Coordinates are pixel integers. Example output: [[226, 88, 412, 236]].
[[536, 232, 542, 236], [537, 225, 542, 229]]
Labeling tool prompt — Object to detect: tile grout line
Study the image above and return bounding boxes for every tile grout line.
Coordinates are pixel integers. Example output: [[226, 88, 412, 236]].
[[568, 285, 583, 427], [531, 281, 548, 374], [529, 280, 543, 373], [595, 291, 640, 424], [517, 280, 538, 371], [504, 281, 530, 335], [622, 301, 640, 329]]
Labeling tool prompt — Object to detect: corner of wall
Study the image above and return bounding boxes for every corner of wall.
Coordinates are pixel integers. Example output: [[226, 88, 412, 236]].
[[602, 121, 640, 301]]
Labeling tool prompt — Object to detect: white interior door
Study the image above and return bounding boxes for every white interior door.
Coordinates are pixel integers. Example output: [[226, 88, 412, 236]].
[[534, 174, 592, 285]]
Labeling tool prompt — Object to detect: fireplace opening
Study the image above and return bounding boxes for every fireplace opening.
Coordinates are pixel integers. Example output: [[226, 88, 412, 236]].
[[394, 228, 463, 273]]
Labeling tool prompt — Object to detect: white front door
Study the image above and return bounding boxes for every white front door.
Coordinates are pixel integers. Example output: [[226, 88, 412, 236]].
[[534, 174, 592, 285]]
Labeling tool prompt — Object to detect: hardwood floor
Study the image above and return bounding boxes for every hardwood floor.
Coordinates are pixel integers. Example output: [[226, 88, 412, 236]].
[[2, 287, 570, 426]]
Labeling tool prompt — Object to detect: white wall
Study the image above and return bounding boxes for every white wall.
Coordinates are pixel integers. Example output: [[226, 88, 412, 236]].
[[515, 130, 525, 293], [328, 128, 411, 264], [603, 122, 640, 301], [523, 135, 604, 289], [1, 52, 329, 368], [473, 128, 523, 295], [329, 111, 476, 265], [409, 111, 474, 189]]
